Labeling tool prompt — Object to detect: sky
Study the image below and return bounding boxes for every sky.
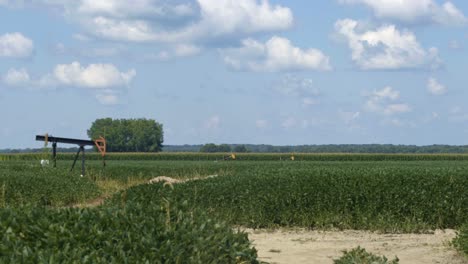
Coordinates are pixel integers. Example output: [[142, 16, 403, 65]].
[[0, 0, 468, 148]]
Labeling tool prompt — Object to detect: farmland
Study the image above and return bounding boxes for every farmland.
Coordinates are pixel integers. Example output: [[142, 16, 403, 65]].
[[0, 154, 467, 263]]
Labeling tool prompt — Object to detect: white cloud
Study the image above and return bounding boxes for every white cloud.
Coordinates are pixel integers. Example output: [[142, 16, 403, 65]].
[[0, 33, 34, 58], [427, 77, 447, 95], [256, 119, 268, 129], [302, 97, 318, 106], [72, 33, 91, 42], [276, 74, 319, 96], [383, 104, 412, 115], [96, 93, 119, 105], [2, 68, 30, 86], [281, 117, 297, 129], [222, 36, 331, 72], [365, 86, 411, 115], [274, 75, 321, 107], [174, 44, 201, 57], [53, 62, 136, 89], [204, 115, 221, 129], [339, 0, 467, 26], [20, 0, 292, 44], [373, 86, 400, 100], [87, 16, 158, 42], [448, 40, 461, 50], [77, 0, 195, 19], [335, 19, 441, 70], [196, 0, 292, 36], [340, 111, 360, 124], [2, 62, 135, 105]]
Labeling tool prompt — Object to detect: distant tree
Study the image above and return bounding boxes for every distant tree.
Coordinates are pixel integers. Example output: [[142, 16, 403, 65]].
[[200, 143, 219, 153], [218, 144, 232, 152], [200, 144, 232, 153], [233, 145, 249, 153], [87, 118, 163, 152]]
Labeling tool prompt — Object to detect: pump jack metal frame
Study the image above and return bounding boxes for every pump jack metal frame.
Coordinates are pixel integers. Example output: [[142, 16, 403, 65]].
[[35, 135, 106, 176]]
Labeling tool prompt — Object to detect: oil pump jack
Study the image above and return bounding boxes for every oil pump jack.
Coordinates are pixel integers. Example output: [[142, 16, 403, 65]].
[[35, 134, 106, 176]]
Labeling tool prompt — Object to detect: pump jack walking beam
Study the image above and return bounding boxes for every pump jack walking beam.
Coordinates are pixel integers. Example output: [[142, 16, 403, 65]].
[[35, 135, 106, 176]]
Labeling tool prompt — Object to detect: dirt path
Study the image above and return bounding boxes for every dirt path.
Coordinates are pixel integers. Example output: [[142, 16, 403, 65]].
[[247, 229, 467, 264]]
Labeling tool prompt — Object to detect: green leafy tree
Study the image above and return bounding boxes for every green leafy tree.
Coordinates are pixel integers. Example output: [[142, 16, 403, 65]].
[[200, 144, 232, 153], [87, 118, 163, 152], [218, 144, 232, 152], [234, 145, 249, 153]]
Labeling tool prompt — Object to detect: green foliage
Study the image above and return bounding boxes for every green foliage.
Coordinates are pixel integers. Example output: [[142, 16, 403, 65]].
[[108, 161, 468, 231], [200, 144, 232, 153], [234, 145, 249, 153], [5, 144, 468, 154], [0, 162, 100, 207], [87, 118, 164, 152], [454, 223, 468, 256], [0, 185, 259, 263], [334, 247, 399, 264]]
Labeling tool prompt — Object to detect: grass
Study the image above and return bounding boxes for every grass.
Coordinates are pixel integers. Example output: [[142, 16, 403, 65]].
[[334, 247, 399, 264]]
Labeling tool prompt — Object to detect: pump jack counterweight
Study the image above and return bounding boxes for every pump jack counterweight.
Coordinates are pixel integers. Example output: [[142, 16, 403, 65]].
[[35, 135, 106, 177]]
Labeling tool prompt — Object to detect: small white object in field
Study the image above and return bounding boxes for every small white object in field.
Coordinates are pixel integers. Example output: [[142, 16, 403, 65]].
[[40, 159, 49, 167], [80, 174, 83, 177]]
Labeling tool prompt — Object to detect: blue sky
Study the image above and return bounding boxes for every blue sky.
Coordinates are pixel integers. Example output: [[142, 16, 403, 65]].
[[0, 0, 467, 148]]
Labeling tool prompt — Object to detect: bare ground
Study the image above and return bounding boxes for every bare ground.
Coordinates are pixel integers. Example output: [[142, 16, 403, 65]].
[[246, 229, 467, 264]]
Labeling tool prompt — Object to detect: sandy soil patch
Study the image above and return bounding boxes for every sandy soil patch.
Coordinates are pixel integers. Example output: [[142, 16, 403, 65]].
[[246, 229, 467, 264]]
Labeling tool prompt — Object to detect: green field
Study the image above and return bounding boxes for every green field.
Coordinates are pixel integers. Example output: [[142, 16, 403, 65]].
[[0, 154, 467, 262]]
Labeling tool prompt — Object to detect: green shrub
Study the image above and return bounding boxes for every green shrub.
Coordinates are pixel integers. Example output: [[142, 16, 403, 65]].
[[454, 223, 468, 257], [334, 247, 399, 264], [0, 185, 259, 263]]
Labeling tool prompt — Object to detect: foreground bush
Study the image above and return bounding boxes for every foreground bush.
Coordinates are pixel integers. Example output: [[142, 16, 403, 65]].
[[454, 223, 468, 257], [0, 185, 258, 263], [334, 247, 399, 264]]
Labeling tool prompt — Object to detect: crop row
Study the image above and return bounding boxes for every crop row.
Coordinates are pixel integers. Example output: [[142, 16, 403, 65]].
[[0, 162, 100, 207], [109, 163, 468, 232], [3, 152, 468, 161]]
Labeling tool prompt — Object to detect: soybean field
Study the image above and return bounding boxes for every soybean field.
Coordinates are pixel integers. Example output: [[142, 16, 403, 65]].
[[0, 154, 467, 263]]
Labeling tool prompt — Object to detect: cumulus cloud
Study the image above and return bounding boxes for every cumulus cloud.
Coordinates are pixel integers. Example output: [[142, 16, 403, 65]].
[[77, 0, 195, 19], [53, 62, 135, 88], [196, 0, 292, 36], [11, 0, 293, 44], [222, 36, 331, 72], [276, 74, 319, 96], [427, 77, 447, 95], [2, 68, 30, 86], [335, 19, 441, 70], [275, 74, 321, 107], [0, 33, 34, 58], [365, 86, 411, 115], [339, 0, 467, 26], [2, 62, 135, 105]]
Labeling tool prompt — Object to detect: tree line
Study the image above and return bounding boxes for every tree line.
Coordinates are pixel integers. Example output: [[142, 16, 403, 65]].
[[170, 144, 468, 154]]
